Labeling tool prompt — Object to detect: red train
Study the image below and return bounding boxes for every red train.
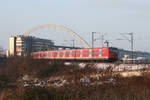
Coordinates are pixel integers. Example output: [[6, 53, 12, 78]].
[[31, 47, 118, 62]]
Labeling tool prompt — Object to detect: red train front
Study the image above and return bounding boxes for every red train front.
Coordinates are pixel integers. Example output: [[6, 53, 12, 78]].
[[31, 47, 118, 62]]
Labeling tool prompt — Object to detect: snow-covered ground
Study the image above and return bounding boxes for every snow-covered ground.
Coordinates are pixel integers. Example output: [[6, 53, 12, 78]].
[[21, 63, 150, 88], [76, 62, 150, 72]]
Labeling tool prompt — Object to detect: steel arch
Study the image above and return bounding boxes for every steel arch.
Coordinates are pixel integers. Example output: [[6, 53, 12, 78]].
[[24, 24, 90, 48]]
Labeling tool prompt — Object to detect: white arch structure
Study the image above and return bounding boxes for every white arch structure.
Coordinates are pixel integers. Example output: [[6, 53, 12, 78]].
[[24, 24, 90, 48]]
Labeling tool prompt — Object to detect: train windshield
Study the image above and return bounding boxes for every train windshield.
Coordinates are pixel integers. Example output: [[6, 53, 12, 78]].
[[109, 47, 118, 54]]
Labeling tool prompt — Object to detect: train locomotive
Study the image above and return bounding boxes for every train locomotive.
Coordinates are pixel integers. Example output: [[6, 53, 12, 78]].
[[31, 47, 118, 62]]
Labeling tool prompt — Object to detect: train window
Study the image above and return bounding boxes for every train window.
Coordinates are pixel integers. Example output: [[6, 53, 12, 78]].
[[99, 51, 101, 54], [83, 51, 87, 56], [55, 52, 58, 56], [92, 51, 98, 55], [82, 52, 84, 56], [102, 51, 104, 55], [109, 48, 118, 54], [52, 52, 57, 56], [52, 53, 54, 56], [65, 52, 70, 56], [95, 51, 98, 55], [86, 51, 89, 55], [48, 52, 51, 56], [68, 52, 70, 56], [42, 53, 47, 57], [45, 53, 48, 57], [65, 52, 67, 56], [91, 51, 93, 55], [92, 51, 94, 55], [77, 52, 81, 55], [71, 52, 75, 56], [59, 52, 63, 56]]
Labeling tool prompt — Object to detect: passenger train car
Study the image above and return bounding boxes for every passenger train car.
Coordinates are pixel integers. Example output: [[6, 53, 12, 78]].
[[31, 47, 118, 62]]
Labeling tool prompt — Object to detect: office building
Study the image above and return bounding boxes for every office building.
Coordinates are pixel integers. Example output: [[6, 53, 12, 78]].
[[9, 35, 54, 56]]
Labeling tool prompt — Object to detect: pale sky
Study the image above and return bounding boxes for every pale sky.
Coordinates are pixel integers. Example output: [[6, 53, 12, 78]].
[[0, 0, 150, 52]]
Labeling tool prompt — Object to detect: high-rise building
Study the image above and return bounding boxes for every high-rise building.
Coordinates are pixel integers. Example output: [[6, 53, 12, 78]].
[[9, 36, 17, 56], [9, 35, 54, 56]]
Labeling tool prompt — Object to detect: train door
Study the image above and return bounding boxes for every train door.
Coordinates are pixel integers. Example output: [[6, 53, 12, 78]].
[[52, 51, 58, 58], [71, 50, 76, 58], [101, 48, 109, 59], [47, 51, 52, 58], [76, 49, 81, 59], [108, 47, 118, 60], [82, 49, 90, 58], [92, 48, 99, 58], [64, 50, 70, 59], [59, 50, 64, 59]]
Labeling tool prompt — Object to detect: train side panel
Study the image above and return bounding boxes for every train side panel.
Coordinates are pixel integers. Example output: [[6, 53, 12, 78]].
[[31, 47, 118, 62]]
